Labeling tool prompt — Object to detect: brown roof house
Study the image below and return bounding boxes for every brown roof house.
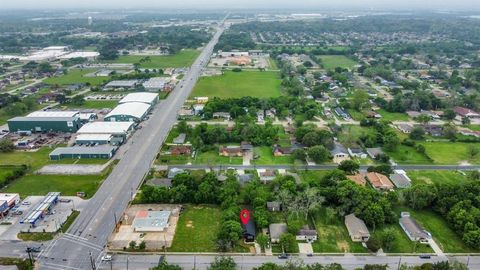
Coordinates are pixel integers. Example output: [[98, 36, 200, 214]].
[[366, 172, 394, 191], [219, 146, 243, 157], [273, 145, 294, 156], [170, 145, 192, 156], [347, 173, 367, 186], [345, 213, 370, 242], [454, 106, 480, 118]]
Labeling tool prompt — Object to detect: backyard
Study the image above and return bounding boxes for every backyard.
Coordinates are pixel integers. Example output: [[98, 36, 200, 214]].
[[191, 71, 282, 99], [169, 205, 222, 252], [44, 69, 111, 86]]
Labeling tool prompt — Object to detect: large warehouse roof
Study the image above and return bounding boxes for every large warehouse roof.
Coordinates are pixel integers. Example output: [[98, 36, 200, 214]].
[[119, 92, 158, 105], [75, 134, 113, 142], [28, 111, 79, 118], [77, 121, 134, 135], [9, 116, 78, 122], [50, 146, 117, 156], [105, 102, 150, 120], [57, 51, 100, 59], [104, 80, 138, 88]]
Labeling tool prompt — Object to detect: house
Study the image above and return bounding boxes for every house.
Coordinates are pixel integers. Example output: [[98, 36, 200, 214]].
[[170, 145, 192, 156], [423, 124, 443, 137], [173, 133, 186, 144], [396, 123, 414, 134], [242, 219, 256, 243], [454, 106, 480, 118], [366, 172, 395, 191], [259, 170, 276, 182], [334, 107, 350, 120], [399, 212, 431, 242], [266, 201, 282, 212], [347, 173, 367, 186], [241, 141, 254, 152], [366, 148, 384, 159], [389, 170, 412, 188], [458, 128, 480, 138], [344, 214, 370, 242], [273, 145, 294, 156], [269, 223, 287, 243], [167, 168, 185, 179], [348, 148, 367, 159], [212, 112, 231, 120], [296, 229, 318, 242], [331, 142, 349, 164], [366, 111, 381, 119], [219, 146, 242, 157]]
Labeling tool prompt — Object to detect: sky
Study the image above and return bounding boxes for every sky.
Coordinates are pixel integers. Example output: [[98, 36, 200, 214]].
[[0, 0, 479, 11]]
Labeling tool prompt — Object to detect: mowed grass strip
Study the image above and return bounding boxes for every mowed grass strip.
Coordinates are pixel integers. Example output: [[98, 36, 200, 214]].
[[423, 141, 480, 164], [407, 170, 468, 186], [113, 49, 200, 68], [191, 71, 282, 99], [44, 69, 111, 86], [170, 205, 221, 252], [317, 55, 358, 70]]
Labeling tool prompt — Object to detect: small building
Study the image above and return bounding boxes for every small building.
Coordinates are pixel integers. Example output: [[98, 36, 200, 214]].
[[219, 146, 242, 157], [78, 112, 97, 123], [104, 102, 151, 122], [0, 193, 20, 216], [77, 121, 135, 139], [273, 145, 293, 156], [133, 210, 171, 232], [242, 219, 256, 243], [240, 141, 254, 152], [75, 134, 113, 145], [389, 171, 412, 189], [347, 174, 367, 186], [399, 212, 431, 242], [118, 92, 159, 106], [170, 145, 192, 156], [269, 223, 287, 243], [366, 172, 395, 191], [454, 106, 480, 118], [334, 107, 350, 120], [344, 213, 370, 242], [396, 123, 414, 134], [104, 80, 139, 90], [366, 148, 384, 159], [49, 146, 117, 160], [331, 142, 349, 164], [142, 77, 171, 92], [258, 170, 276, 182], [266, 201, 282, 212], [296, 229, 318, 242], [348, 148, 367, 159]]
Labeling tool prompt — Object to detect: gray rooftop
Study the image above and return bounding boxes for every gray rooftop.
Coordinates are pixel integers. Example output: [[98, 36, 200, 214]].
[[49, 146, 116, 156], [269, 223, 287, 240], [9, 116, 78, 122], [345, 213, 370, 237], [389, 173, 412, 188]]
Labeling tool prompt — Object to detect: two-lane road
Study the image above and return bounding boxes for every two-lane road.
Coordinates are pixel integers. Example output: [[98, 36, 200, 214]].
[[37, 22, 226, 270]]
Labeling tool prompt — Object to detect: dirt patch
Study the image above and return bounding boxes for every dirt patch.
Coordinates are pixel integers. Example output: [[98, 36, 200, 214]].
[[337, 241, 349, 252], [186, 220, 194, 228], [417, 176, 433, 184]]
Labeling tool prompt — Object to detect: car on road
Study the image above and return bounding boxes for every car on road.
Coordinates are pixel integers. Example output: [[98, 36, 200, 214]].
[[101, 255, 112, 261], [26, 246, 41, 253], [419, 254, 431, 259], [21, 201, 31, 205], [278, 254, 289, 259]]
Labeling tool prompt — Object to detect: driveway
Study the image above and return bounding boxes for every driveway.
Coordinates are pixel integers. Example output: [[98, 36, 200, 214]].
[[298, 243, 314, 254], [428, 239, 445, 257]]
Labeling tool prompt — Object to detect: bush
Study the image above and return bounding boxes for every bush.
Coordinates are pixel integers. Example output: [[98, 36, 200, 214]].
[[366, 236, 381, 252], [232, 68, 242, 72]]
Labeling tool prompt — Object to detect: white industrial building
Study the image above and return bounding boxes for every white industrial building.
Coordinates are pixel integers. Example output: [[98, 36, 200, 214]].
[[104, 102, 151, 122], [77, 121, 135, 136], [75, 134, 113, 145], [132, 210, 171, 232], [27, 111, 79, 118], [57, 51, 99, 60], [104, 80, 139, 90], [142, 77, 171, 91], [118, 92, 159, 106]]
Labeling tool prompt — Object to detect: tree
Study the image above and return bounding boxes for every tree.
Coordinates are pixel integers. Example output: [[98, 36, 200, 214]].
[[443, 109, 456, 121], [71, 95, 85, 106], [461, 117, 471, 125], [352, 90, 369, 111], [150, 261, 182, 270], [292, 149, 306, 161], [38, 62, 55, 73], [138, 240, 146, 250], [208, 256, 236, 270], [129, 240, 136, 249], [279, 233, 296, 253], [366, 236, 381, 252], [380, 228, 396, 251], [415, 114, 432, 126], [338, 160, 359, 174], [99, 44, 119, 60], [404, 184, 437, 210], [0, 139, 15, 153], [308, 145, 330, 163], [256, 234, 269, 252], [409, 127, 425, 140], [383, 132, 400, 151], [217, 220, 243, 251], [467, 146, 479, 159]]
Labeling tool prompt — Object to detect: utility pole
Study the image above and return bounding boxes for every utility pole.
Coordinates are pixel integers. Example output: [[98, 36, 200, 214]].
[[26, 247, 33, 266], [113, 212, 117, 224], [397, 256, 402, 270], [126, 256, 129, 270], [89, 251, 96, 270]]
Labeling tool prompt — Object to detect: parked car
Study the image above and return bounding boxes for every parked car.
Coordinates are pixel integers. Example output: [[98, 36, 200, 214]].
[[278, 254, 289, 259], [101, 255, 112, 262], [419, 254, 431, 259]]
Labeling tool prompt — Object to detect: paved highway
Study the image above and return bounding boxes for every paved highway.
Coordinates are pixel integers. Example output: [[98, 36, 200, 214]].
[[96, 254, 480, 270], [36, 20, 227, 270]]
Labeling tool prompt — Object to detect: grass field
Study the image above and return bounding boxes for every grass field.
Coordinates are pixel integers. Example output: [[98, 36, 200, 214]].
[[191, 71, 282, 99], [112, 50, 199, 68], [170, 205, 222, 252], [386, 145, 432, 164], [464, 125, 480, 131], [0, 167, 18, 186], [298, 170, 330, 185], [317, 55, 358, 70], [371, 224, 432, 254], [396, 207, 476, 253], [254, 146, 293, 165], [44, 69, 111, 86], [312, 208, 366, 253], [62, 100, 118, 109], [407, 170, 468, 186], [193, 150, 243, 165], [377, 109, 409, 121], [3, 174, 104, 198], [423, 142, 480, 164]]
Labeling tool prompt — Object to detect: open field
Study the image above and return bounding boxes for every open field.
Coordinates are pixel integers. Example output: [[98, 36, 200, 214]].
[[112, 50, 200, 68], [317, 55, 358, 70], [377, 109, 409, 121], [407, 170, 468, 186], [423, 141, 480, 164], [169, 205, 222, 252], [396, 207, 476, 253], [44, 69, 111, 86], [386, 145, 432, 164], [298, 170, 330, 184], [62, 100, 118, 109], [193, 150, 243, 165], [2, 174, 104, 198], [312, 208, 365, 253], [191, 71, 282, 99], [371, 224, 432, 254], [254, 146, 293, 165]]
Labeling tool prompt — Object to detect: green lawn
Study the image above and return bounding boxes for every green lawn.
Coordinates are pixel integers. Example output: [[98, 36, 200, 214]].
[[0, 167, 18, 186], [396, 207, 476, 253], [317, 55, 358, 70], [311, 208, 366, 253], [371, 224, 432, 254], [464, 125, 480, 131], [386, 145, 432, 165], [254, 146, 293, 165], [423, 142, 480, 164], [2, 174, 104, 198], [407, 170, 468, 186], [112, 50, 199, 68], [62, 100, 118, 109], [377, 109, 409, 122], [170, 205, 221, 252], [191, 71, 282, 99], [298, 170, 330, 185], [44, 69, 111, 86], [193, 150, 242, 165]]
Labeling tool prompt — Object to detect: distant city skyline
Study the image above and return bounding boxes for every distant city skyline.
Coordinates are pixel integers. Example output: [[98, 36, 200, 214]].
[[0, 0, 479, 11]]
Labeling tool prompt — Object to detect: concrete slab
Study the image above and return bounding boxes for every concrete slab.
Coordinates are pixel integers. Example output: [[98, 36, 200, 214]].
[[298, 243, 313, 254]]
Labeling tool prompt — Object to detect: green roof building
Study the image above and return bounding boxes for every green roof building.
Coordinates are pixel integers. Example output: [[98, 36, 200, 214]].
[[8, 116, 81, 133]]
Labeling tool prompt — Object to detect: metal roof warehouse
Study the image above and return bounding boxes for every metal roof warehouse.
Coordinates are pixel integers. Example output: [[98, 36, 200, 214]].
[[104, 80, 139, 88], [77, 121, 135, 136], [104, 102, 151, 122], [75, 134, 113, 145], [49, 146, 117, 160], [119, 92, 159, 106], [27, 111, 79, 118]]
